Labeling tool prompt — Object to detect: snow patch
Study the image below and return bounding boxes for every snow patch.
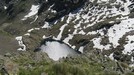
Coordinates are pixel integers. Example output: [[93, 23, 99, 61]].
[[67, 13, 75, 24], [40, 41, 76, 61], [30, 15, 38, 24], [42, 22, 50, 28], [109, 53, 114, 60], [27, 28, 40, 33], [63, 34, 74, 47], [24, 33, 30, 36], [42, 35, 51, 39], [78, 30, 86, 35], [79, 46, 84, 53], [92, 37, 111, 50], [15, 36, 26, 51], [28, 28, 34, 33], [57, 24, 68, 40], [123, 35, 134, 54], [4, 6, 7, 10], [22, 5, 39, 20], [107, 19, 134, 48]]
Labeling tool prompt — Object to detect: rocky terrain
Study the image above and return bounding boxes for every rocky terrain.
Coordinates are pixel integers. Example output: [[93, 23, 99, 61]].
[[0, 0, 134, 75]]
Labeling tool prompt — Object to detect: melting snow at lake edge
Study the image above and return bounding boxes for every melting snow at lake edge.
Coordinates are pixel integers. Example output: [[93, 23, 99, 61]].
[[40, 41, 77, 61]]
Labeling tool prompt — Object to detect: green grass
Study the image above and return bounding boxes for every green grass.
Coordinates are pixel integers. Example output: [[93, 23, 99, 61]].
[[0, 51, 132, 75], [15, 53, 107, 75]]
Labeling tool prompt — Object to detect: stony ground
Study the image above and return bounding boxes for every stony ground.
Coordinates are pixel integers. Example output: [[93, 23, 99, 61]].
[[0, 0, 134, 75]]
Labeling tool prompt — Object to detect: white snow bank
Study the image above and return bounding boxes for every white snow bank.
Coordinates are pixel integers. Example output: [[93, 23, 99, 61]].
[[92, 37, 111, 50], [22, 5, 39, 20], [79, 46, 84, 53], [98, 0, 109, 3], [42, 22, 50, 28], [57, 24, 68, 40], [107, 19, 134, 48], [89, 19, 134, 50], [63, 34, 74, 47], [40, 41, 76, 61], [15, 36, 26, 51], [66, 13, 75, 24], [109, 53, 114, 60], [123, 35, 134, 54], [4, 6, 7, 10], [28, 28, 40, 33], [24, 33, 30, 36]]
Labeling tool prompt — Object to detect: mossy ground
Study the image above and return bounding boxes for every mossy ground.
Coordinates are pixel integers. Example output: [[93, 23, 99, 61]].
[[0, 51, 130, 75]]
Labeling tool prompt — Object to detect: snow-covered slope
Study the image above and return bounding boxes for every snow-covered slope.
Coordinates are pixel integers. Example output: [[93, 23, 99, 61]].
[[7, 0, 134, 65]]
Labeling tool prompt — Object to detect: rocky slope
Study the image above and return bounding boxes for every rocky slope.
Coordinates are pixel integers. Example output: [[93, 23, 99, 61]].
[[0, 0, 134, 74]]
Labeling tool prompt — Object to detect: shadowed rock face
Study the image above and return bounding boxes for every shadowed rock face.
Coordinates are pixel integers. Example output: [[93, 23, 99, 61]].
[[37, 0, 87, 22], [0, 0, 87, 23], [0, 0, 33, 22]]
